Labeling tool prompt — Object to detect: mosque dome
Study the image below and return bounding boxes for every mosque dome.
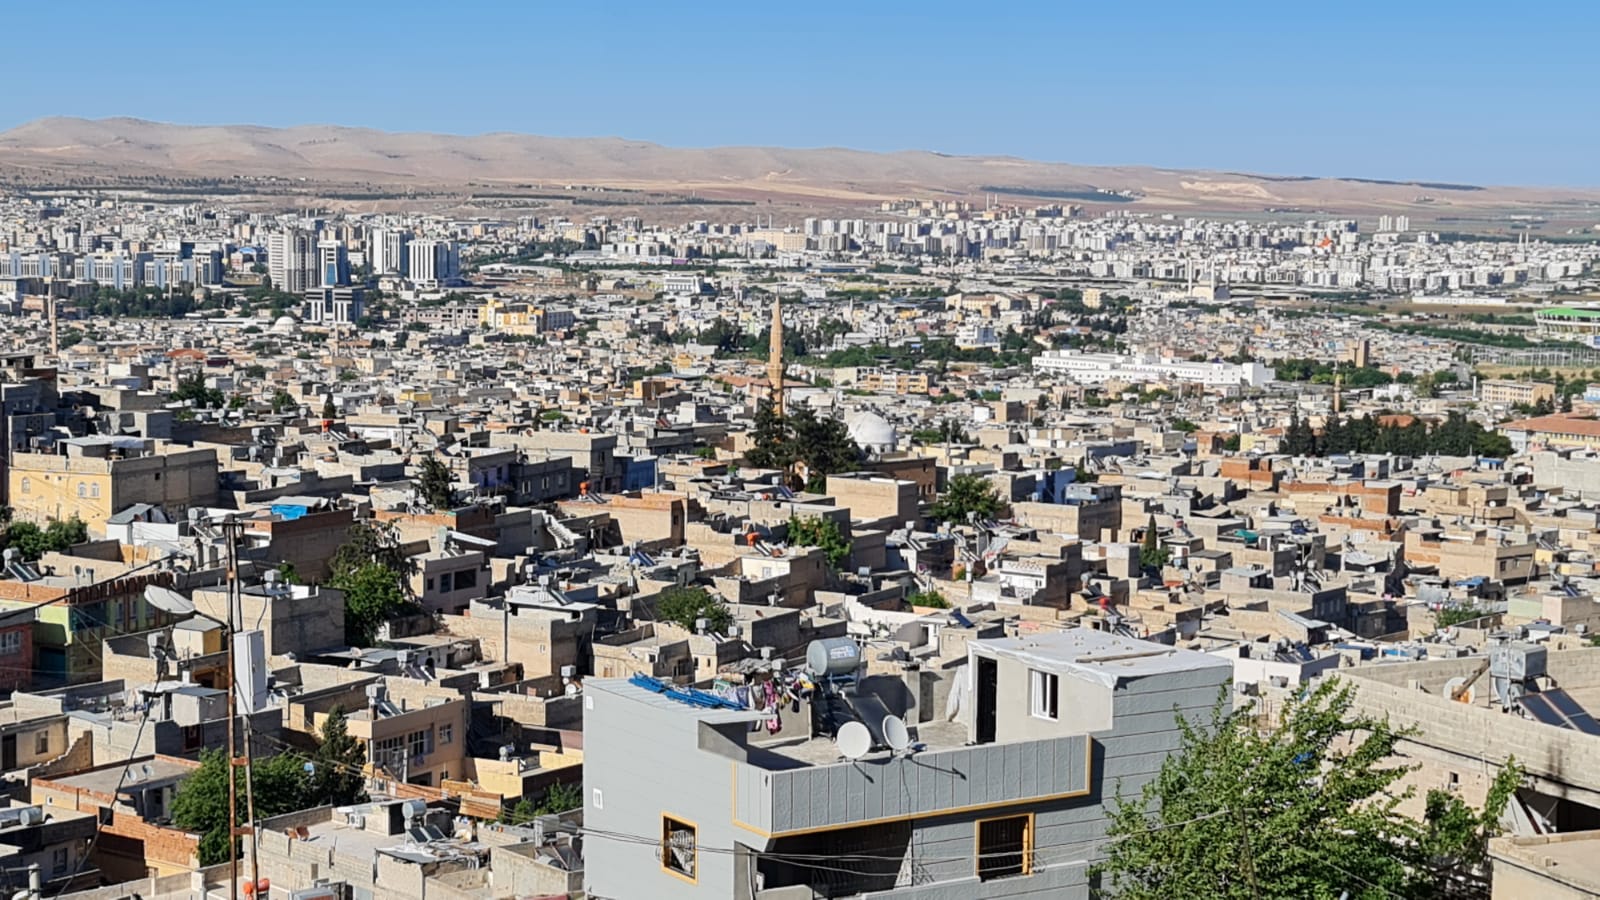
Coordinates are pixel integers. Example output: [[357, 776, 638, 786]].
[[845, 410, 897, 452]]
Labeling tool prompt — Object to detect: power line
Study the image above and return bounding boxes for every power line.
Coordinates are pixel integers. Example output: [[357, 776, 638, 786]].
[[50, 698, 155, 899]]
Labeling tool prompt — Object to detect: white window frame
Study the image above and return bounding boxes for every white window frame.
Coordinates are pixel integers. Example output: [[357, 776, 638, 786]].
[[1029, 669, 1059, 721]]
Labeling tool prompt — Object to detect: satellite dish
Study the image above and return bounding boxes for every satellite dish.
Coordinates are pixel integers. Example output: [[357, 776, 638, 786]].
[[1444, 676, 1475, 705], [144, 585, 196, 616], [883, 715, 910, 753], [836, 722, 872, 761]]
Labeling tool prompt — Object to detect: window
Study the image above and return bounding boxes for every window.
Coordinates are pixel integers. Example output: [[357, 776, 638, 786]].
[[77, 483, 86, 498], [661, 815, 697, 882], [408, 728, 433, 759], [34, 730, 48, 755], [1029, 669, 1058, 720], [976, 814, 1032, 881], [373, 736, 405, 767], [51, 847, 67, 875], [454, 568, 477, 591], [90, 483, 99, 499], [439, 723, 453, 745], [19, 478, 28, 494], [0, 631, 20, 657], [426, 577, 435, 593]]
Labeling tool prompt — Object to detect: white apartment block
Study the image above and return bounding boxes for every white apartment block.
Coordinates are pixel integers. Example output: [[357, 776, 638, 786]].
[[1033, 349, 1273, 388]]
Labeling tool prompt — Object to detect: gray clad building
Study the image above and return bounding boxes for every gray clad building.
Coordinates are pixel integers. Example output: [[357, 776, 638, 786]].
[[583, 630, 1231, 899]]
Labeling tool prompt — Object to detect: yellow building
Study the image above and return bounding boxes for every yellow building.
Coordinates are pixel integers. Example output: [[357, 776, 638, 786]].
[[7, 438, 217, 536], [481, 297, 578, 336], [1479, 380, 1556, 407], [853, 367, 932, 395], [347, 684, 471, 790]]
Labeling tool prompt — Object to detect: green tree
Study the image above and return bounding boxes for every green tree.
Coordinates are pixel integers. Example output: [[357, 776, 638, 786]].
[[928, 474, 1003, 525], [329, 520, 407, 583], [173, 749, 316, 866], [335, 562, 413, 646], [653, 586, 732, 634], [908, 589, 948, 609], [536, 781, 583, 815], [311, 707, 368, 807], [417, 456, 455, 511], [744, 400, 861, 486], [1283, 408, 1316, 457], [170, 372, 224, 409], [321, 396, 337, 419], [498, 796, 537, 825], [271, 390, 297, 414], [1096, 679, 1522, 900], [787, 516, 852, 570], [1170, 418, 1199, 434], [1139, 513, 1169, 571], [4, 517, 88, 561]]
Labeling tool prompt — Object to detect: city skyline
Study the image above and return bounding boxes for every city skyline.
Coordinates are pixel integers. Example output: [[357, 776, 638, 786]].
[[0, 1, 1594, 186]]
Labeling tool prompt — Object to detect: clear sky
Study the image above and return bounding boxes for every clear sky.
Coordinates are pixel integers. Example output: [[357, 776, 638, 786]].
[[3, 1, 1594, 186]]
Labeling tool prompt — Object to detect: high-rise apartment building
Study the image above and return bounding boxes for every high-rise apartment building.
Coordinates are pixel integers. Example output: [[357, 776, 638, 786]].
[[370, 228, 412, 276], [266, 230, 317, 293], [407, 239, 460, 288], [318, 240, 350, 287]]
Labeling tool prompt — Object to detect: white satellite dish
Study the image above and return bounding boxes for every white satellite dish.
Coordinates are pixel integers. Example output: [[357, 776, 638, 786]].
[[144, 585, 196, 616], [836, 722, 872, 761], [883, 715, 910, 753]]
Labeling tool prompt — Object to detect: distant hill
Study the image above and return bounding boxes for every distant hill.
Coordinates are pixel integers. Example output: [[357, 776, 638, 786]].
[[0, 116, 1594, 212]]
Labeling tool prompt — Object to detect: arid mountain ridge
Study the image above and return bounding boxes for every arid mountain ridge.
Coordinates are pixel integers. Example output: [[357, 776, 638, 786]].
[[0, 117, 1595, 214]]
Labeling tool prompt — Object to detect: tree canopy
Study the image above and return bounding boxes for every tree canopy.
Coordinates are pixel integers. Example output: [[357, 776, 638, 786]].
[[1096, 678, 1521, 900], [173, 749, 318, 866], [310, 707, 368, 808], [3, 517, 87, 562], [745, 400, 861, 488], [417, 456, 455, 511], [173, 707, 371, 866], [170, 372, 224, 409], [928, 473, 1003, 524], [1139, 513, 1169, 571], [787, 516, 852, 570], [1284, 411, 1512, 459], [336, 562, 413, 646], [328, 520, 415, 645], [652, 585, 732, 634]]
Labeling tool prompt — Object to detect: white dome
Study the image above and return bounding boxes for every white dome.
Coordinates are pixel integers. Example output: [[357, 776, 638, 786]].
[[271, 315, 299, 333], [845, 411, 897, 451]]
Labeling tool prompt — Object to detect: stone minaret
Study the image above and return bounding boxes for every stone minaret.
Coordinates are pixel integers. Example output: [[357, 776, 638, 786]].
[[767, 297, 785, 419]]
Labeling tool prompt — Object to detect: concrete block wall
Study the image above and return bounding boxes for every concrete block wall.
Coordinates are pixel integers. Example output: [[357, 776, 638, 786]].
[[1342, 669, 1600, 806]]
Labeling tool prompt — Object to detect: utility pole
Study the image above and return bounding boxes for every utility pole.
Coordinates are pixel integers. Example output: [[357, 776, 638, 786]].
[[221, 517, 259, 900], [224, 519, 239, 900]]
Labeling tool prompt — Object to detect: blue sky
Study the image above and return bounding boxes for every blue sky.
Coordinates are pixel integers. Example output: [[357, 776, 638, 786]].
[[3, 1, 1594, 186]]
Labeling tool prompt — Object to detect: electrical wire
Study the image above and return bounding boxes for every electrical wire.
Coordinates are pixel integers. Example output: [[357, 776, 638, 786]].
[[49, 698, 155, 899]]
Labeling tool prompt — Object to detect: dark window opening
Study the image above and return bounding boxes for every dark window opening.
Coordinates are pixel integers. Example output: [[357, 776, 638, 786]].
[[662, 815, 697, 881], [977, 814, 1031, 881]]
